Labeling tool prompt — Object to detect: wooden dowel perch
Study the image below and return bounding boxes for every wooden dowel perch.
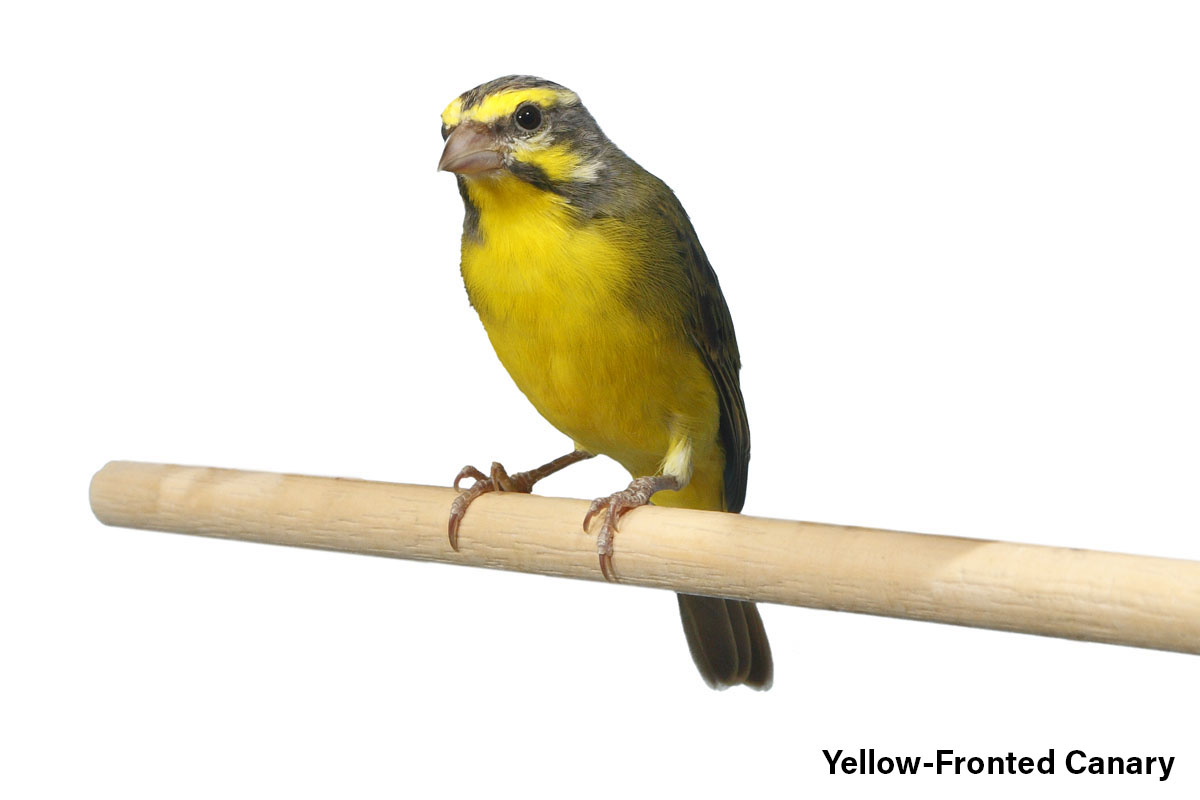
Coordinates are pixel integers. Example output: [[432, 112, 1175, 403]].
[[90, 460, 1200, 654]]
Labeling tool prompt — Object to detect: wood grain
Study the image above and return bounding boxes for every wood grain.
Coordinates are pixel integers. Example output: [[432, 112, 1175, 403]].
[[90, 460, 1200, 654]]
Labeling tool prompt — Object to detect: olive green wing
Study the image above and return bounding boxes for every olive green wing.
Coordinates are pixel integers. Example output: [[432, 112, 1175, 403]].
[[654, 193, 750, 513]]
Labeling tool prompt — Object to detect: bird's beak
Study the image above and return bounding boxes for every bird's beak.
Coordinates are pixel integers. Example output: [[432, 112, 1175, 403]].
[[438, 124, 504, 175]]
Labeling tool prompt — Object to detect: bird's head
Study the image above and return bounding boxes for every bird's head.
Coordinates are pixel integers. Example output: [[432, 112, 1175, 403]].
[[438, 76, 617, 203]]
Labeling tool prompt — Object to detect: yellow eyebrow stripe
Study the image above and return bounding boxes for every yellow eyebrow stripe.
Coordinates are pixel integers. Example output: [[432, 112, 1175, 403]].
[[441, 98, 464, 127], [441, 88, 578, 127]]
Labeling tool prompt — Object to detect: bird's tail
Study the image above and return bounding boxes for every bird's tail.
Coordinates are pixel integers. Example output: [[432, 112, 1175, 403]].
[[677, 593, 773, 690]]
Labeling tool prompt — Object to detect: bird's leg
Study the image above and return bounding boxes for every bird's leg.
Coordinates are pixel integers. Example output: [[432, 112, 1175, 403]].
[[584, 474, 682, 582], [448, 449, 594, 550]]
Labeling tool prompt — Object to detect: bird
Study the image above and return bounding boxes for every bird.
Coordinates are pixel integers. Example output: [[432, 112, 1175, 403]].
[[438, 75, 771, 690]]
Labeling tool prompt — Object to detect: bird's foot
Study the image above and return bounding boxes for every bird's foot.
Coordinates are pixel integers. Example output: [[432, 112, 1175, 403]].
[[447, 450, 595, 550], [583, 474, 681, 582], [448, 462, 537, 550]]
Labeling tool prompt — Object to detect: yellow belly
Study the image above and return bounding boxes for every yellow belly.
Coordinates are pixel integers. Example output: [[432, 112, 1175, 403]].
[[460, 177, 725, 507], [479, 289, 704, 469]]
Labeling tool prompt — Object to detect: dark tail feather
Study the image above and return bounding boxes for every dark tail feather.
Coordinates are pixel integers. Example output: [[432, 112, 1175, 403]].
[[741, 600, 774, 690], [677, 593, 772, 690], [725, 599, 753, 685]]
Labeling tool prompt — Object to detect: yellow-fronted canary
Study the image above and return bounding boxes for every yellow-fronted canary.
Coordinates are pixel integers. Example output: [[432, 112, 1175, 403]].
[[439, 76, 771, 690]]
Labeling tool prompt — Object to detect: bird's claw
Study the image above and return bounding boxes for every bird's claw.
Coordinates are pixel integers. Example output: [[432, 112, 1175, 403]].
[[448, 461, 537, 550], [583, 476, 666, 582], [453, 465, 488, 491], [448, 472, 491, 551]]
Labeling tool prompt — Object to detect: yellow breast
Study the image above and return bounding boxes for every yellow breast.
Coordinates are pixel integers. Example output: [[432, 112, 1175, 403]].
[[459, 174, 721, 491]]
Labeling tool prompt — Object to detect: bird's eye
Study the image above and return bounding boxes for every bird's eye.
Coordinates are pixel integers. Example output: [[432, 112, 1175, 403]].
[[514, 104, 542, 131]]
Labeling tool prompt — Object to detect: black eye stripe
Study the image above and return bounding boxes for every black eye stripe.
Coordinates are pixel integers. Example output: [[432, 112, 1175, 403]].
[[514, 103, 542, 131]]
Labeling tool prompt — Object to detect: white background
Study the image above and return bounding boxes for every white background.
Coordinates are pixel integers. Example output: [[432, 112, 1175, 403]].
[[3, 1, 1198, 797]]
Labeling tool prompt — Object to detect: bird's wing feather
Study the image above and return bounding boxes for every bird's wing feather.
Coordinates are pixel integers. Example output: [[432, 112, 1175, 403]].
[[655, 193, 750, 513]]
